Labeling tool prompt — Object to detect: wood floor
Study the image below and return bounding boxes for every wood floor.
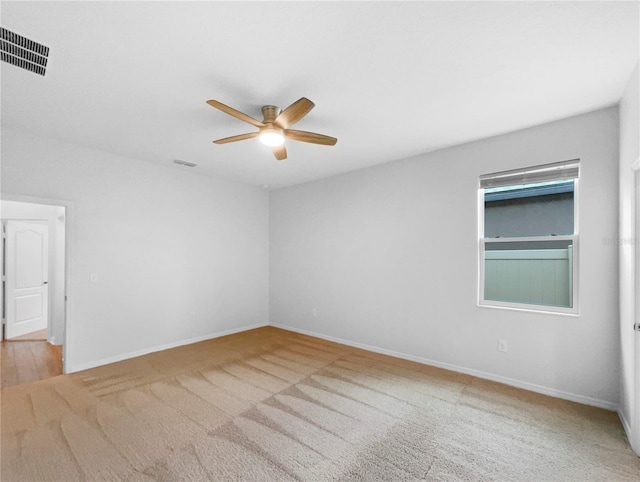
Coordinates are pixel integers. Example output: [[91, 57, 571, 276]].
[[0, 340, 63, 388], [8, 328, 48, 341]]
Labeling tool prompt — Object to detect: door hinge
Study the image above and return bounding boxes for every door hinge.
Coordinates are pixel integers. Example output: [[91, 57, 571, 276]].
[[634, 323, 640, 332]]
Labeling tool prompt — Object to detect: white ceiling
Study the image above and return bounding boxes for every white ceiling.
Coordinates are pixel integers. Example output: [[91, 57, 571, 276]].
[[2, 1, 638, 189]]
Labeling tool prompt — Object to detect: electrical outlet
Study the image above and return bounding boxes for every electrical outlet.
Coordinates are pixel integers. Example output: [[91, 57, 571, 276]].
[[498, 339, 508, 353], [312, 308, 317, 317]]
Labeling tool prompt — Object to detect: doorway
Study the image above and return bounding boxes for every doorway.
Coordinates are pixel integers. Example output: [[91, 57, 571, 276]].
[[1, 199, 66, 387]]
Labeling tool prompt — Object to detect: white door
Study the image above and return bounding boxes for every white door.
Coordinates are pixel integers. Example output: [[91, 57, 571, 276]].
[[4, 220, 49, 339]]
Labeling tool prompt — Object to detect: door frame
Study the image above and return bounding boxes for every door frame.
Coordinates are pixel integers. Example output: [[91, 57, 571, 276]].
[[632, 158, 640, 453], [1, 193, 74, 374]]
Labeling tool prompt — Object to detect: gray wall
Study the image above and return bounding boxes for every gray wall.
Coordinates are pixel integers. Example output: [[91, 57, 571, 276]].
[[1, 128, 270, 372], [270, 106, 620, 408]]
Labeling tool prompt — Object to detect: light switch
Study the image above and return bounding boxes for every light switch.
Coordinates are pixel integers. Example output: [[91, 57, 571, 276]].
[[90, 273, 98, 283]]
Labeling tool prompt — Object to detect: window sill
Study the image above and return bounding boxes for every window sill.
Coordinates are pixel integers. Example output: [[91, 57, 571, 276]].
[[477, 301, 579, 317]]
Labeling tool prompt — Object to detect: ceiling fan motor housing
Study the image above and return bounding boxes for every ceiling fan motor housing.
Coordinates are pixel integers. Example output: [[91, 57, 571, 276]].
[[261, 105, 280, 123], [260, 105, 285, 143]]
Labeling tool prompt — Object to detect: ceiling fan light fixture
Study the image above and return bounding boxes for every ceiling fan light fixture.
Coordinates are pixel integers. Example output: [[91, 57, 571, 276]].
[[259, 127, 285, 147]]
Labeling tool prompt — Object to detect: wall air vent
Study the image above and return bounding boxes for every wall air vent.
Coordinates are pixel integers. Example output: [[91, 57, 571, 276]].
[[1, 27, 49, 76], [173, 159, 197, 168]]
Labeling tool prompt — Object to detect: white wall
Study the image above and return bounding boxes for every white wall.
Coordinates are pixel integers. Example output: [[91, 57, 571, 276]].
[[619, 62, 639, 453], [270, 107, 620, 408], [1, 128, 269, 372], [1, 200, 66, 345]]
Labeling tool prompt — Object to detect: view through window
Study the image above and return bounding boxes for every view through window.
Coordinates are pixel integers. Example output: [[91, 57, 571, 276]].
[[479, 161, 579, 313]]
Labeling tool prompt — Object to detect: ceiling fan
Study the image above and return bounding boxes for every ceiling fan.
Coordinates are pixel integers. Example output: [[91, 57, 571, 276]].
[[206, 97, 337, 160]]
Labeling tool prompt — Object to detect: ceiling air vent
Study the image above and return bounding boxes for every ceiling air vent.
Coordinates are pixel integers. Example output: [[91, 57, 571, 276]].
[[173, 159, 197, 168], [1, 26, 49, 76]]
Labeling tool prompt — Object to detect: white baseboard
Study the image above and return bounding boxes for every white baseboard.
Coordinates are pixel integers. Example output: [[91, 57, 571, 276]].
[[271, 323, 618, 412], [618, 408, 640, 456], [67, 323, 268, 373], [64, 320, 619, 413], [619, 408, 633, 445]]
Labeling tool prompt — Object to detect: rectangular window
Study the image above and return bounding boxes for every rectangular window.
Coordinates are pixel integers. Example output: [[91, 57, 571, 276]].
[[479, 160, 579, 314]]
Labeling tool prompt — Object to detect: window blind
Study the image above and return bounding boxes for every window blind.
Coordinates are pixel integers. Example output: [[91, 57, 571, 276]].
[[479, 159, 580, 189]]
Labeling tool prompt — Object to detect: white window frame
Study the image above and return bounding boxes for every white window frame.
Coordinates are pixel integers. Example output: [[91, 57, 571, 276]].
[[478, 162, 580, 316]]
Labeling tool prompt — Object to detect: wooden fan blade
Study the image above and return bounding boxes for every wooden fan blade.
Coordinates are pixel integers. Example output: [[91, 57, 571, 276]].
[[274, 97, 315, 129], [284, 129, 337, 146], [206, 100, 264, 128], [272, 144, 287, 160], [213, 132, 259, 144]]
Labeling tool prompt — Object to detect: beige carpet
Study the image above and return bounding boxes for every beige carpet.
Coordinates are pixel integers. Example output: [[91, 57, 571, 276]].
[[1, 326, 638, 481]]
